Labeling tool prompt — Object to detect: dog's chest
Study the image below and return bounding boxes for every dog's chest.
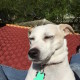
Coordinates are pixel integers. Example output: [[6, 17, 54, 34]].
[[43, 71, 60, 80], [26, 65, 75, 80]]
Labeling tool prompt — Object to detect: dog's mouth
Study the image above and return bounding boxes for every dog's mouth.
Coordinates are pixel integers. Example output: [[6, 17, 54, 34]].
[[29, 58, 42, 64], [28, 55, 40, 62]]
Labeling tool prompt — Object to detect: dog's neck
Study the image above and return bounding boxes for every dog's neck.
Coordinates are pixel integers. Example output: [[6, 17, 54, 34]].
[[33, 57, 75, 80], [43, 57, 75, 80]]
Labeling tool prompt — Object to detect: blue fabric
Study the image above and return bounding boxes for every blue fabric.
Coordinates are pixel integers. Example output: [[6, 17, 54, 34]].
[[70, 63, 80, 78], [0, 65, 8, 80], [70, 53, 80, 78], [0, 65, 28, 80], [70, 53, 80, 64]]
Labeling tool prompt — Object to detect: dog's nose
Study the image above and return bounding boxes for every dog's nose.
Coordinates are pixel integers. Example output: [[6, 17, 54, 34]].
[[28, 48, 40, 59]]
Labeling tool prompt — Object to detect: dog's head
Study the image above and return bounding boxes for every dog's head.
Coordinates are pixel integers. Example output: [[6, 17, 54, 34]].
[[28, 24, 74, 64]]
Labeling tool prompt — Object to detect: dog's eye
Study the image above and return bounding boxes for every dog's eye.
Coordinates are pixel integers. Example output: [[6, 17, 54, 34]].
[[44, 36, 54, 39], [29, 37, 35, 40]]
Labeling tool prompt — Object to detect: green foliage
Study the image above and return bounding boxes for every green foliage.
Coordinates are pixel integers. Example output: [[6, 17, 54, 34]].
[[69, 0, 80, 17], [0, 0, 80, 24]]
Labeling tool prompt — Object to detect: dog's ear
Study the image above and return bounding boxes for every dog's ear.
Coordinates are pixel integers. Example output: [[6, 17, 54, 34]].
[[59, 24, 74, 36]]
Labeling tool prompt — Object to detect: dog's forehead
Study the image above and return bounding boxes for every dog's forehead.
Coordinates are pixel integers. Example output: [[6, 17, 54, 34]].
[[31, 24, 59, 36]]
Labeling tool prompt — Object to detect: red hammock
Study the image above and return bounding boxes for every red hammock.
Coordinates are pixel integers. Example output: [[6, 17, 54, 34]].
[[0, 25, 80, 70]]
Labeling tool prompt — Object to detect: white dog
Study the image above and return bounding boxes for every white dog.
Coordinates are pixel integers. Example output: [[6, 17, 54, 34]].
[[25, 24, 75, 80]]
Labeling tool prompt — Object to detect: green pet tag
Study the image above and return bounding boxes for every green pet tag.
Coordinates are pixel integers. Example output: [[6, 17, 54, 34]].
[[34, 71, 45, 80]]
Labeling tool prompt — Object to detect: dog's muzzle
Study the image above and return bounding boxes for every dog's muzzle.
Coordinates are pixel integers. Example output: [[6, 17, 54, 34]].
[[28, 48, 40, 59]]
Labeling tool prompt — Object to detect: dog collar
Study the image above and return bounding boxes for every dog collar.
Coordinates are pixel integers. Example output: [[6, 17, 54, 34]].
[[43, 61, 63, 67]]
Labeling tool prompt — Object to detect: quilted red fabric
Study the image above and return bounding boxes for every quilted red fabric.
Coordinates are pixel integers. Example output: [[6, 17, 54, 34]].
[[0, 26, 31, 70], [0, 25, 80, 70], [66, 34, 80, 61]]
